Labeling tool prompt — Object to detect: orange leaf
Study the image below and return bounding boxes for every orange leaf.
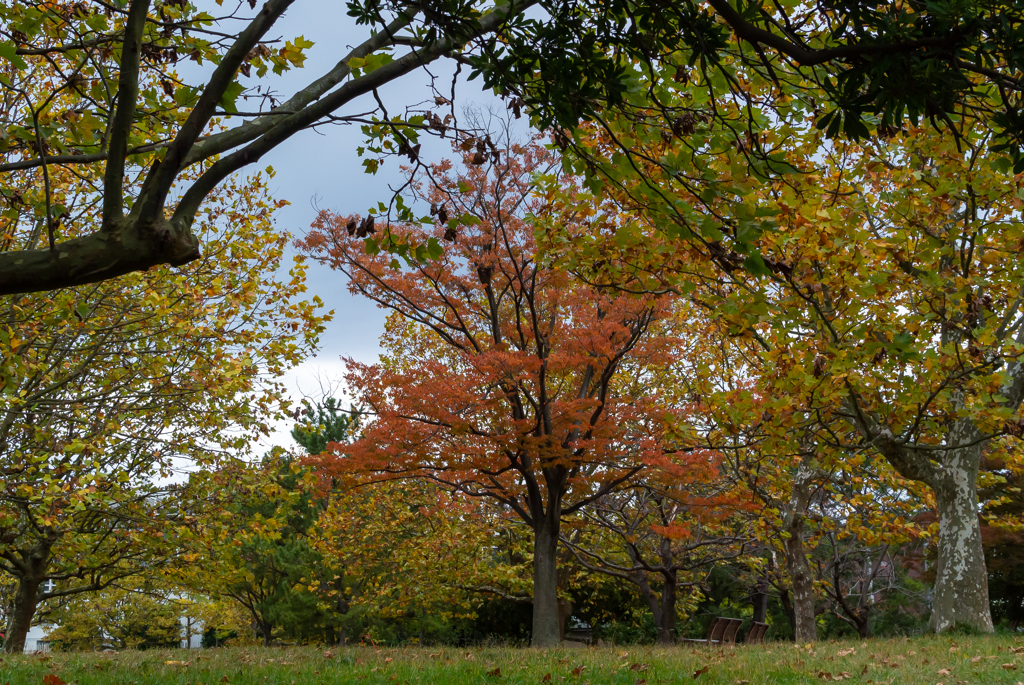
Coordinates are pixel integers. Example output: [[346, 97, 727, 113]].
[[693, 665, 709, 679], [43, 676, 66, 685]]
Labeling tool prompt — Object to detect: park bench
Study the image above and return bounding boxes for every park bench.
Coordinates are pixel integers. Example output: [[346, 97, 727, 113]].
[[682, 617, 745, 645], [744, 621, 769, 645]]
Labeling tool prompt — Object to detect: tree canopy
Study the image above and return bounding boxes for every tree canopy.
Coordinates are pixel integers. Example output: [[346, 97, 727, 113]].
[[4, 0, 1024, 293]]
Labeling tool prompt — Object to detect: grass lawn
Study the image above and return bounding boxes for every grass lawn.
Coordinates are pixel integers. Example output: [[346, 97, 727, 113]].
[[4, 637, 1024, 685]]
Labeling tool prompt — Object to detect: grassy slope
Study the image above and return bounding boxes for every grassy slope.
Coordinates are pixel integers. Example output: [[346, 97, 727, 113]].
[[4, 637, 1024, 685]]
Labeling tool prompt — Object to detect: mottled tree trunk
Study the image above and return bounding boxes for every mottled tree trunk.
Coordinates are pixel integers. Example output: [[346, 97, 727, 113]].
[[929, 444, 993, 633], [783, 530, 817, 643], [532, 521, 561, 647], [782, 458, 818, 643], [4, 576, 40, 653]]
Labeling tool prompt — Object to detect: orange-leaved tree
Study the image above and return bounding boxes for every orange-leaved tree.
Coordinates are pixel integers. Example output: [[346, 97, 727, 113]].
[[297, 139, 684, 647]]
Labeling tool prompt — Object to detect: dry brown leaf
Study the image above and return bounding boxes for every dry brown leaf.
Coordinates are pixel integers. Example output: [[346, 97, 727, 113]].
[[571, 665, 586, 676], [42, 675, 65, 685], [486, 667, 501, 677], [541, 674, 552, 683], [937, 669, 952, 676], [1004, 663, 1019, 671], [838, 648, 856, 657], [693, 665, 709, 679]]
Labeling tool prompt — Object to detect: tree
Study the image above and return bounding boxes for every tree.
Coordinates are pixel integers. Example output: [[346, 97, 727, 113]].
[[0, 170, 325, 652], [562, 454, 751, 644], [4, 0, 1024, 293], [44, 583, 184, 650], [291, 398, 361, 457], [568, 113, 1024, 633], [190, 452, 325, 647], [297, 138, 684, 646]]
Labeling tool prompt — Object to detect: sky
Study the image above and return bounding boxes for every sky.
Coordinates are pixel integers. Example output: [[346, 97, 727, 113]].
[[188, 0, 509, 450]]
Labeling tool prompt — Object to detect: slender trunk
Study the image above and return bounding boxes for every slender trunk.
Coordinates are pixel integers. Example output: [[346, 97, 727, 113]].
[[532, 520, 561, 647], [929, 443, 993, 633], [630, 573, 671, 643], [4, 576, 40, 653], [752, 572, 769, 624], [779, 588, 795, 636], [255, 618, 273, 647], [557, 597, 572, 641]]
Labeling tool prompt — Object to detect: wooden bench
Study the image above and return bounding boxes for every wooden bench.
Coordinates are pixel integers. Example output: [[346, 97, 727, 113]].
[[682, 617, 745, 645], [744, 621, 769, 645]]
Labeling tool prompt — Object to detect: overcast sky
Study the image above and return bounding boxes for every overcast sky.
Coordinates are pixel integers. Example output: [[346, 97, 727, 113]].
[[193, 0, 510, 450]]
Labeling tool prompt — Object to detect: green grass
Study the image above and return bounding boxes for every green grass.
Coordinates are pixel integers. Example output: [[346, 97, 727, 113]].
[[3, 636, 1024, 685]]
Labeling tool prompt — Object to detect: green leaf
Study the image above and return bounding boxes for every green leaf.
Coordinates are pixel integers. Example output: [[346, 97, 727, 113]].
[[218, 81, 244, 114], [0, 43, 27, 69], [743, 252, 771, 277]]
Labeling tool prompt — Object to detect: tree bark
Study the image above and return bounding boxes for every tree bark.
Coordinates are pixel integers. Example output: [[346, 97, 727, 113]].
[[532, 520, 561, 647], [929, 443, 993, 633], [657, 575, 678, 644], [783, 529, 817, 642], [4, 576, 41, 653], [781, 457, 818, 643], [752, 574, 769, 624]]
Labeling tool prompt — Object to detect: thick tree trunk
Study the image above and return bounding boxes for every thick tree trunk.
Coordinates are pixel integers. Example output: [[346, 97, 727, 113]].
[[4, 576, 41, 653], [532, 521, 561, 647], [929, 444, 993, 634], [657, 577, 678, 645], [781, 458, 818, 643], [783, 531, 817, 642]]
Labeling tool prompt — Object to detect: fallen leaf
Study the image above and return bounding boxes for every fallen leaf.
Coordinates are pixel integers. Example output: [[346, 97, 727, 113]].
[[486, 667, 501, 677], [385, 658, 394, 664], [43, 676, 65, 685], [735, 681, 750, 684], [838, 648, 856, 657], [571, 665, 586, 676], [938, 669, 952, 676], [1012, 647, 1024, 654], [635, 680, 647, 685], [630, 664, 649, 672], [693, 666, 709, 679], [1004, 663, 1019, 671], [971, 657, 982, 664], [541, 675, 552, 683]]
